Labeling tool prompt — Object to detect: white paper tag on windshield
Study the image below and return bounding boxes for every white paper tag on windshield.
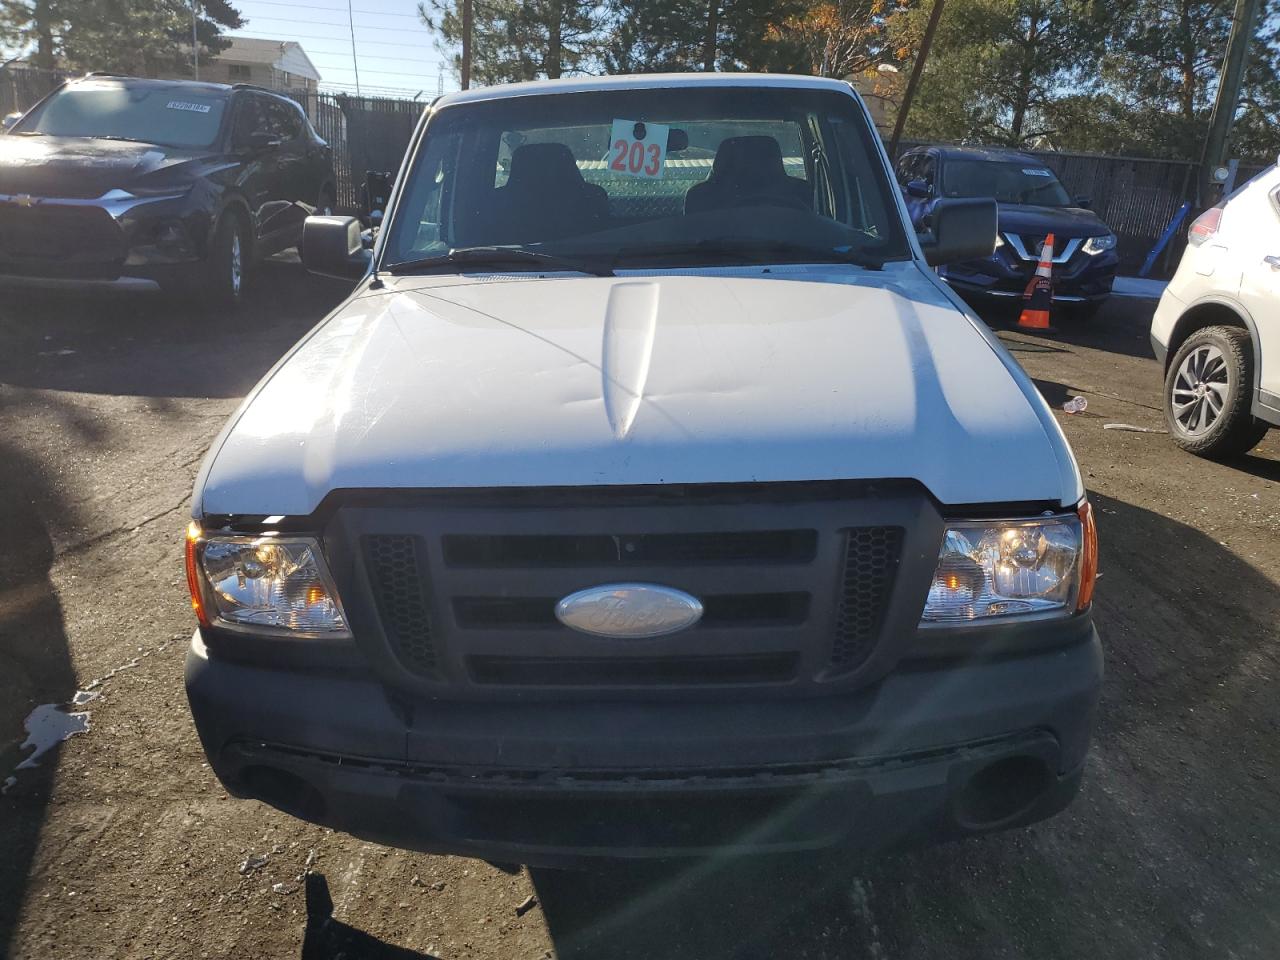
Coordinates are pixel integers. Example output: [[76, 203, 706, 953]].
[[167, 100, 212, 113], [1022, 167, 1052, 177], [609, 118, 669, 179]]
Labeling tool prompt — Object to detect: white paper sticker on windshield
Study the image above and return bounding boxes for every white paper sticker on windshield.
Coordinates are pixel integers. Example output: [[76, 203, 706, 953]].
[[1022, 167, 1053, 177], [167, 101, 212, 113], [609, 118, 669, 179]]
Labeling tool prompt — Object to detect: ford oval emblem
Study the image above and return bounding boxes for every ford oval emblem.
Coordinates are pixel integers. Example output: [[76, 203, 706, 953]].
[[555, 583, 703, 639]]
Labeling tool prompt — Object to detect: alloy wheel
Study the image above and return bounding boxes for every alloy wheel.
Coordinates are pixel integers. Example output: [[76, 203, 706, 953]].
[[1171, 344, 1228, 435]]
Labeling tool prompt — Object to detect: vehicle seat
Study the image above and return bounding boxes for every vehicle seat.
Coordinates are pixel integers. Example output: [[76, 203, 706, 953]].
[[684, 136, 812, 215], [486, 143, 609, 243]]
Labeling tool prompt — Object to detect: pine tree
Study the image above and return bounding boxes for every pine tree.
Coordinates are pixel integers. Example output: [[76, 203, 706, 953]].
[[0, 0, 243, 76], [421, 0, 601, 84]]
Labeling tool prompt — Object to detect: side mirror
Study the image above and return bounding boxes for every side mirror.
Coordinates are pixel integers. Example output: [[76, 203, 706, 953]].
[[1073, 194, 1092, 209], [1, 112, 21, 132], [302, 216, 371, 280], [906, 179, 933, 199], [919, 198, 998, 267]]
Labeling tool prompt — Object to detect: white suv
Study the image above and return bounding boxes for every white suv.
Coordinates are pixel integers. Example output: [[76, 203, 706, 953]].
[[1152, 164, 1280, 458]]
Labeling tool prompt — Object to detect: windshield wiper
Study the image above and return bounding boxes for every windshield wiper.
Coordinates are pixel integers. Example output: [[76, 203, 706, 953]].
[[611, 238, 884, 271], [386, 246, 614, 277]]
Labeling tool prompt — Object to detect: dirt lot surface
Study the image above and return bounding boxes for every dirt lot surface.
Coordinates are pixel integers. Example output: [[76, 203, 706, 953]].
[[1, 264, 1277, 960]]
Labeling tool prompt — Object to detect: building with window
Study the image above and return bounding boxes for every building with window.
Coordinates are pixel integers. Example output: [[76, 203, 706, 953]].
[[202, 37, 321, 94]]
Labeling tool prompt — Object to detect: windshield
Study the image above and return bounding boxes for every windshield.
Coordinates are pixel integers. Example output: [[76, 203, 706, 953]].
[[383, 86, 910, 270], [15, 81, 227, 149], [942, 159, 1073, 206]]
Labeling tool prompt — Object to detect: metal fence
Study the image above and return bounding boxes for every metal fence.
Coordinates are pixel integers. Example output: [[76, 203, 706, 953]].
[[280, 89, 424, 210], [0, 64, 72, 116]]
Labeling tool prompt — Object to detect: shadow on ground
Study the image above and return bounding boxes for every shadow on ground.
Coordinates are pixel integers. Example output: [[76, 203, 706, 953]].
[[977, 295, 1160, 362], [0, 261, 351, 399], [0, 394, 95, 955], [301, 874, 437, 960], [528, 491, 1280, 960]]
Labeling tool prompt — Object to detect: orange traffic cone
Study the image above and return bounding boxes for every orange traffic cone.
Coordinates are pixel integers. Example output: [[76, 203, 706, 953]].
[[1017, 232, 1056, 331]]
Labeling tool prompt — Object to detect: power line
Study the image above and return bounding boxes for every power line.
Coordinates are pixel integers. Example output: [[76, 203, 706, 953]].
[[240, 0, 427, 19], [243, 14, 431, 31], [289, 48, 444, 65], [229, 29, 437, 50]]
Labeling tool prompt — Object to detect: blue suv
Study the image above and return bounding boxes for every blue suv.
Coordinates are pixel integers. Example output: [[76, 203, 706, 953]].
[[897, 146, 1119, 318]]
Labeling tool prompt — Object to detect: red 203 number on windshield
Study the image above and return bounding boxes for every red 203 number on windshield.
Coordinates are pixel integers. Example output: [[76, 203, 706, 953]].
[[611, 140, 662, 176]]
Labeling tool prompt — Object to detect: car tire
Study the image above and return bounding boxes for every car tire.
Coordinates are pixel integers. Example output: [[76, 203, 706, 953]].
[[1164, 325, 1269, 459], [205, 211, 248, 309]]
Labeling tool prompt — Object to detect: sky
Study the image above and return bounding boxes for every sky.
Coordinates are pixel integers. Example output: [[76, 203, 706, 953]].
[[226, 0, 457, 97]]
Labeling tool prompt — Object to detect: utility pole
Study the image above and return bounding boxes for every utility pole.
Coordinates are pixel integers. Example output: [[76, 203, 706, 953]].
[[1199, 0, 1260, 204], [889, 0, 946, 158], [461, 0, 473, 90], [702, 1, 719, 71], [347, 0, 362, 96], [191, 0, 199, 79]]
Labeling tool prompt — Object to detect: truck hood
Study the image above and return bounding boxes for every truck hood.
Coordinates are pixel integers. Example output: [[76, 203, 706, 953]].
[[197, 266, 1081, 517]]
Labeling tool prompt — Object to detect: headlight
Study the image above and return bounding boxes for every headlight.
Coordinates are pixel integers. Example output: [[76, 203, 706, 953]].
[[185, 523, 350, 638], [1081, 233, 1117, 255], [921, 504, 1097, 623]]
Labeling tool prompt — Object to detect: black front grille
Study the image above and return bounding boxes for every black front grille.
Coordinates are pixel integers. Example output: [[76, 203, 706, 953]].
[[365, 535, 438, 677], [443, 529, 816, 567], [0, 203, 125, 273], [346, 484, 927, 696], [452, 592, 810, 631], [468, 653, 800, 687], [831, 527, 903, 672]]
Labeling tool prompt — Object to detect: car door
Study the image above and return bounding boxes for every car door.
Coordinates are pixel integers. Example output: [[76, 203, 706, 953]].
[[291, 100, 333, 209], [1237, 172, 1280, 406], [256, 95, 311, 249], [229, 93, 288, 247]]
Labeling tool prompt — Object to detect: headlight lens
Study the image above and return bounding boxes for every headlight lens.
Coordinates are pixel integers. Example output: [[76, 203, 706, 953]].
[[185, 525, 350, 638], [921, 514, 1087, 623], [1082, 233, 1117, 255]]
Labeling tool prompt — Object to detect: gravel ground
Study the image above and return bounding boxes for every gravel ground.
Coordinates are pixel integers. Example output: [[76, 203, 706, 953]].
[[1, 264, 1277, 960]]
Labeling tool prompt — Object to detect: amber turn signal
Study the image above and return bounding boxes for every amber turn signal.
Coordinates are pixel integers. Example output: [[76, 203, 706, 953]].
[[184, 521, 211, 628], [1076, 500, 1098, 610]]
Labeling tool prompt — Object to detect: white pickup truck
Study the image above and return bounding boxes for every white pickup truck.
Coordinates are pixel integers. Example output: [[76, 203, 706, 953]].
[[184, 74, 1101, 865]]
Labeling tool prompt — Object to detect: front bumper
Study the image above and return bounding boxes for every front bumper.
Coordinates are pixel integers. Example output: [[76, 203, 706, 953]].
[[940, 244, 1119, 305], [0, 189, 211, 291], [186, 625, 1103, 864]]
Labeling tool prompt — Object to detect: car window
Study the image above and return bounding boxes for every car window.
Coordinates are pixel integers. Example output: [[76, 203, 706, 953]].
[[942, 159, 1072, 206], [896, 155, 915, 185], [385, 86, 910, 268], [260, 97, 301, 141], [13, 79, 227, 149], [231, 95, 266, 146], [920, 155, 937, 186]]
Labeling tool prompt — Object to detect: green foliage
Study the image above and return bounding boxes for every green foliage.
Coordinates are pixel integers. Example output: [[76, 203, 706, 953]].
[[421, 0, 602, 82], [417, 0, 1280, 163], [0, 0, 242, 75], [897, 0, 1280, 162]]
